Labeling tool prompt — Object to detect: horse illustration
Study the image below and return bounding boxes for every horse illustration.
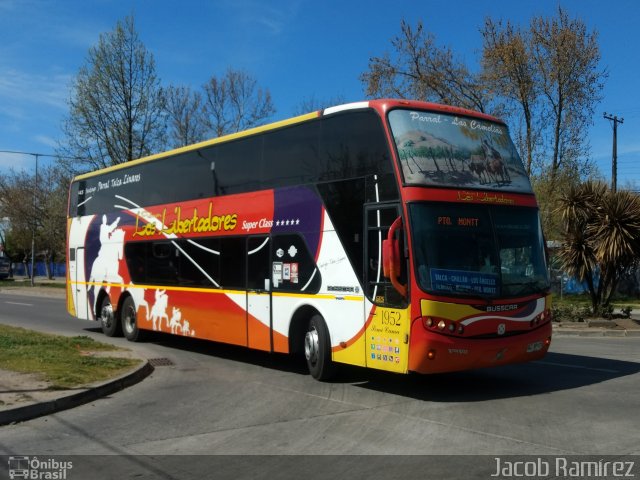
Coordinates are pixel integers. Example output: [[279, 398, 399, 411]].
[[149, 289, 169, 331], [168, 307, 183, 334], [88, 216, 124, 302]]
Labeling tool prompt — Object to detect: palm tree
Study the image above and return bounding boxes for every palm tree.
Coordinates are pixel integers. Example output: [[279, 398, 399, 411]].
[[556, 181, 640, 314]]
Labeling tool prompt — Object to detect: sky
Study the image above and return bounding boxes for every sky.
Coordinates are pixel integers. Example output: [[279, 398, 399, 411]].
[[1, 0, 640, 188]]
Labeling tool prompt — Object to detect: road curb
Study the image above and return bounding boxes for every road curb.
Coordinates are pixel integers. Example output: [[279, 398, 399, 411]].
[[0, 361, 154, 426], [553, 327, 639, 337]]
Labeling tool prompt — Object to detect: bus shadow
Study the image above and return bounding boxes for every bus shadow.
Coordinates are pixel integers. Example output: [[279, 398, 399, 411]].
[[346, 352, 640, 401], [82, 327, 640, 400], [146, 330, 311, 375]]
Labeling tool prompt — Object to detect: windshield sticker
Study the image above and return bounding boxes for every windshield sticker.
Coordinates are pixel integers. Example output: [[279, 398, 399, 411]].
[[388, 110, 533, 194]]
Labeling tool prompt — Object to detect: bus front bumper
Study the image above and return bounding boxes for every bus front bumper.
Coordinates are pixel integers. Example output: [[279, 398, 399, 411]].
[[408, 320, 552, 374]]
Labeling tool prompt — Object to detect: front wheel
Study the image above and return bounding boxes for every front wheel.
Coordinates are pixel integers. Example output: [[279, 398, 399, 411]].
[[304, 314, 335, 381], [99, 295, 121, 337], [121, 296, 145, 342]]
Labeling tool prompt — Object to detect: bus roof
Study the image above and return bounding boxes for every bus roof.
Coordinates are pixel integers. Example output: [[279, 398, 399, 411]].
[[71, 99, 503, 182]]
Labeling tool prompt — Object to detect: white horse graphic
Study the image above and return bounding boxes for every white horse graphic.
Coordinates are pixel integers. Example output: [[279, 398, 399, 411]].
[[168, 307, 182, 334], [149, 289, 169, 331], [181, 319, 194, 337], [89, 215, 124, 302]]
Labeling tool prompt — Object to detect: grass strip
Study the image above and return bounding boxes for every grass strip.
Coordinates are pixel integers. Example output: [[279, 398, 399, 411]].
[[0, 324, 140, 389]]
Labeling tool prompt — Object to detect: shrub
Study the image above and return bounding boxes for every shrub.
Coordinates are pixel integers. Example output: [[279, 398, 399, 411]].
[[551, 304, 592, 323]]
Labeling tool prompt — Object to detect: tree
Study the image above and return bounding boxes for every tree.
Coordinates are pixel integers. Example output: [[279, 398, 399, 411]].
[[165, 85, 208, 148], [59, 15, 166, 173], [360, 20, 493, 113], [292, 94, 346, 116], [0, 167, 68, 278], [364, 12, 606, 185], [202, 68, 276, 137], [481, 19, 539, 175], [530, 8, 606, 182], [556, 182, 640, 314]]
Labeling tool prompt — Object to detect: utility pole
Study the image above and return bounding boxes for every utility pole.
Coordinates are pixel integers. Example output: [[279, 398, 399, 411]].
[[603, 112, 624, 192], [30, 154, 39, 287]]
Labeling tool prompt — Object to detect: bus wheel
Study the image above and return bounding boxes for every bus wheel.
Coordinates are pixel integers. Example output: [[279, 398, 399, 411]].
[[121, 296, 145, 342], [304, 314, 335, 381], [99, 296, 121, 337]]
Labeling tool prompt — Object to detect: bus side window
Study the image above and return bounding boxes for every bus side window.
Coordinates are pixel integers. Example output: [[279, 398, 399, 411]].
[[219, 237, 246, 290], [125, 242, 147, 283], [365, 204, 406, 307], [176, 238, 220, 287], [147, 242, 178, 285], [247, 236, 270, 291]]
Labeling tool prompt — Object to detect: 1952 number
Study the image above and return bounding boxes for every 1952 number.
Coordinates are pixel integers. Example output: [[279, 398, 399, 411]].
[[381, 310, 401, 326]]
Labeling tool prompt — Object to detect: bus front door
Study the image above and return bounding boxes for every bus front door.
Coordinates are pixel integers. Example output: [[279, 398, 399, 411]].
[[246, 236, 272, 351]]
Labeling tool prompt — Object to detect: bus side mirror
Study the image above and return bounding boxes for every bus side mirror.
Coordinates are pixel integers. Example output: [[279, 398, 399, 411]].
[[382, 216, 407, 299]]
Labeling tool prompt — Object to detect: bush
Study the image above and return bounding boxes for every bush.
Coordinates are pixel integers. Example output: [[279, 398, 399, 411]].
[[551, 304, 592, 323]]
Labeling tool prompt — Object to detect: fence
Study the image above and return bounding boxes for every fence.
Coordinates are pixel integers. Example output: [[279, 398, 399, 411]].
[[9, 262, 66, 278]]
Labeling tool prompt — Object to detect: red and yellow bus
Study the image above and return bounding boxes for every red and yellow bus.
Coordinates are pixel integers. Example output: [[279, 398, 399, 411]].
[[66, 99, 552, 380]]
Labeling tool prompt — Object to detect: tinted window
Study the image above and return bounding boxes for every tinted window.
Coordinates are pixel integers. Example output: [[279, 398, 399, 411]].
[[365, 204, 405, 306], [69, 109, 397, 216], [263, 122, 320, 187], [219, 237, 246, 289], [247, 236, 270, 291], [215, 137, 262, 195], [125, 237, 246, 290]]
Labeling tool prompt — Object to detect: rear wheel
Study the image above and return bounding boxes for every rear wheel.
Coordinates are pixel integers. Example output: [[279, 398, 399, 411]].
[[304, 314, 335, 381], [99, 295, 121, 337], [121, 296, 145, 342]]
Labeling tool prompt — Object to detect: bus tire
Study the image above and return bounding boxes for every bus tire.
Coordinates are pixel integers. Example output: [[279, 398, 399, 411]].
[[99, 295, 121, 337], [121, 296, 145, 342], [304, 314, 335, 381]]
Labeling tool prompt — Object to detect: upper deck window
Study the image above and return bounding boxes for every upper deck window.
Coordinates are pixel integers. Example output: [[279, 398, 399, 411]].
[[388, 109, 532, 194]]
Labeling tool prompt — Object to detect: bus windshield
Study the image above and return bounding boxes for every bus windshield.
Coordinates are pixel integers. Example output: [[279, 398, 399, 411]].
[[410, 203, 549, 298], [388, 108, 532, 193]]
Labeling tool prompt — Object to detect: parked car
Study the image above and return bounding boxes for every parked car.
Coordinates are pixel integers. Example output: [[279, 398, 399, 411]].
[[0, 256, 10, 279]]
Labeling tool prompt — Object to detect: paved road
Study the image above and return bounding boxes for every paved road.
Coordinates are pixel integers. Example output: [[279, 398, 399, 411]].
[[1, 291, 639, 478]]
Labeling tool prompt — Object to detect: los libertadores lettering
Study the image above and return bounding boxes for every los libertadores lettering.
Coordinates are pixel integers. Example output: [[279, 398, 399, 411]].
[[133, 202, 238, 237]]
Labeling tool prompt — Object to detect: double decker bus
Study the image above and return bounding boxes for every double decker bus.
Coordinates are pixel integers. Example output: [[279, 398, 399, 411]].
[[66, 99, 552, 380]]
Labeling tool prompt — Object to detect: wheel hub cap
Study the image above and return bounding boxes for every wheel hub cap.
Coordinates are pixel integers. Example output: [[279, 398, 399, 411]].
[[304, 327, 319, 364], [101, 303, 114, 327]]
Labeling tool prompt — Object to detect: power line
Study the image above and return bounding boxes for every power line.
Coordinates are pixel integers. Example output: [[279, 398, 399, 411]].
[[0, 149, 82, 161]]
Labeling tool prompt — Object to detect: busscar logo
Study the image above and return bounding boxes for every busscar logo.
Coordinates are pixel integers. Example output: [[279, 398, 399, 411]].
[[8, 456, 73, 479], [484, 304, 519, 313]]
